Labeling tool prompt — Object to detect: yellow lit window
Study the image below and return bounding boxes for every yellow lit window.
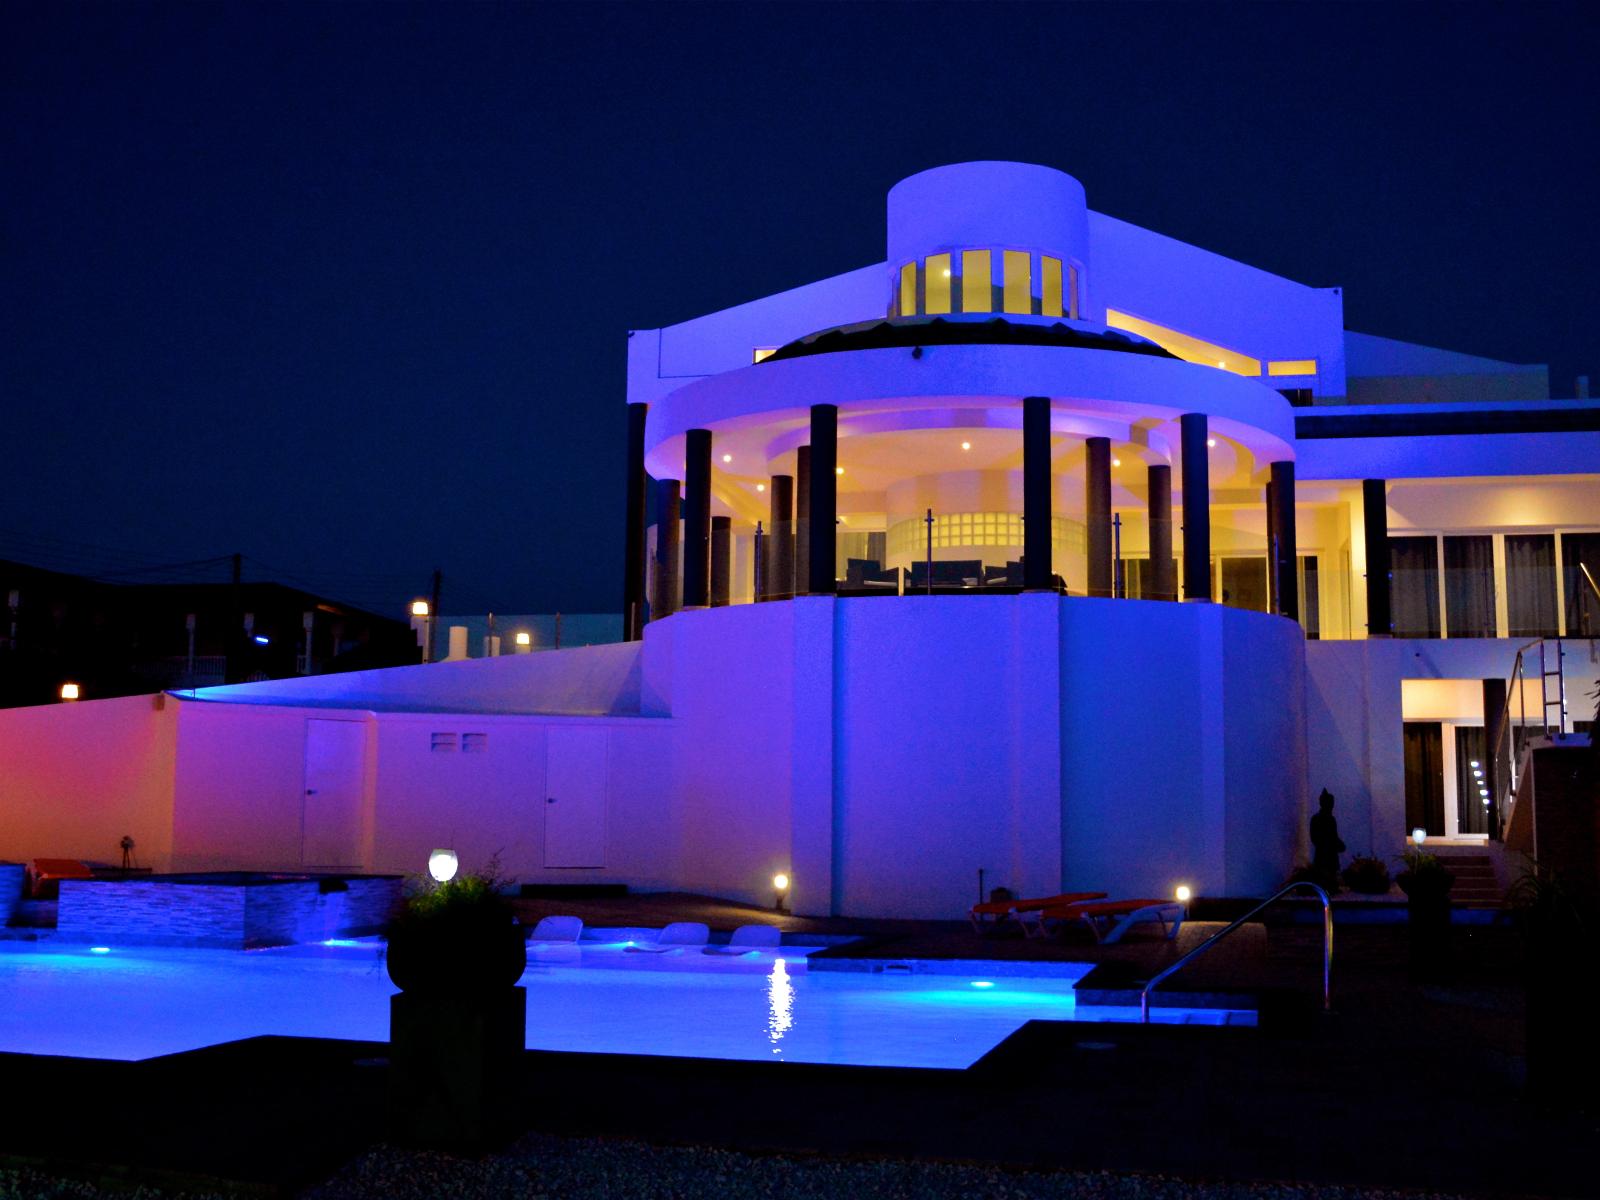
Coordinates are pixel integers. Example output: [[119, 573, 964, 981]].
[[898, 262, 917, 317], [1268, 360, 1318, 377], [1067, 264, 1080, 319], [961, 249, 991, 313], [753, 347, 777, 363], [924, 253, 951, 314], [1104, 309, 1262, 376], [1040, 256, 1063, 317], [1003, 250, 1031, 314]]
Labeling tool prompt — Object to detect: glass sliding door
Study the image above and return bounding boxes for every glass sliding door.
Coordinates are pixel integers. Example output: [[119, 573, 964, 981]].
[[1390, 537, 1440, 638], [1298, 555, 1320, 639], [1403, 722, 1445, 836], [1443, 535, 1495, 637], [1452, 725, 1489, 835], [1218, 557, 1268, 611], [1561, 532, 1600, 637], [1506, 534, 1559, 638]]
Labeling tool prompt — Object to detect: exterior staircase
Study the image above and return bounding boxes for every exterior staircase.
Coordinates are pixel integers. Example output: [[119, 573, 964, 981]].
[[1430, 849, 1504, 908]]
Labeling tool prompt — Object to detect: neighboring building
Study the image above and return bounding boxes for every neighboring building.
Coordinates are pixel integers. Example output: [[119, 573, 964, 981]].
[[3, 162, 1596, 918], [0, 558, 419, 707], [422, 613, 623, 660]]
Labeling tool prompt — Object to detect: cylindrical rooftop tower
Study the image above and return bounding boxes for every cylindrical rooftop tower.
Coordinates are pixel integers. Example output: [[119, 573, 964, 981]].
[[885, 161, 1094, 322]]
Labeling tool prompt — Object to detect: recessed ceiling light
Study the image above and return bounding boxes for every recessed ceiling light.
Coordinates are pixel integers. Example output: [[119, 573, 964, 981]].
[[756, 483, 766, 492], [1112, 457, 1121, 467], [835, 466, 844, 475], [960, 441, 971, 451], [721, 453, 732, 463], [1207, 438, 1217, 448]]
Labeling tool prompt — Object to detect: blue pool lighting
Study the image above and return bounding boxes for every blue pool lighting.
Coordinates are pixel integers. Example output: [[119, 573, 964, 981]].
[[89, 947, 111, 954], [253, 635, 270, 645], [970, 980, 995, 988]]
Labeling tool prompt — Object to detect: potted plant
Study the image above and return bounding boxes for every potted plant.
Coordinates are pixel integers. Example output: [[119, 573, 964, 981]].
[[385, 859, 527, 1151], [385, 868, 526, 996], [1395, 848, 1454, 979]]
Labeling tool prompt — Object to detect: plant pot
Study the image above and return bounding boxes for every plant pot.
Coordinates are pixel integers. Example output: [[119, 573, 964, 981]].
[[386, 919, 526, 996], [1397, 870, 1454, 980]]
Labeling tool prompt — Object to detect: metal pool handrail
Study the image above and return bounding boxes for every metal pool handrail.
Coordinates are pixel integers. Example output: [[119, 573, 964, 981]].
[[1140, 881, 1331, 1023]]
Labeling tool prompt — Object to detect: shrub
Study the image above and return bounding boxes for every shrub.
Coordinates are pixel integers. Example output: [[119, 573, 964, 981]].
[[1342, 855, 1391, 894]]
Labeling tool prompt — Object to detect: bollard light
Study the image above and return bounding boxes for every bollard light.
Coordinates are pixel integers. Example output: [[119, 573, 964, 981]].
[[1175, 885, 1192, 904], [772, 872, 790, 913], [427, 848, 459, 883]]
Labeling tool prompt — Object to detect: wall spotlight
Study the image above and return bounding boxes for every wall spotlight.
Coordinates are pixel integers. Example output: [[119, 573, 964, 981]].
[[1112, 457, 1122, 467], [773, 872, 790, 912], [60, 682, 81, 701], [410, 600, 431, 617], [428, 848, 459, 883], [514, 631, 532, 647], [1206, 438, 1217, 449], [1175, 885, 1192, 904], [834, 467, 844, 476], [1411, 828, 1427, 847]]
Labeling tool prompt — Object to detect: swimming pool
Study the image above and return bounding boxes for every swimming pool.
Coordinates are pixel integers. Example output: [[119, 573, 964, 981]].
[[0, 941, 1244, 1068]]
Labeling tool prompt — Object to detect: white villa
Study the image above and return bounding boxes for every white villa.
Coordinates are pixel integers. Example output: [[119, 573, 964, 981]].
[[4, 161, 1596, 918]]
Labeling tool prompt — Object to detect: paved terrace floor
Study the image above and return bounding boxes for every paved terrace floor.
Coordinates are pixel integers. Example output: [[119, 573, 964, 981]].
[[2, 893, 1595, 1199]]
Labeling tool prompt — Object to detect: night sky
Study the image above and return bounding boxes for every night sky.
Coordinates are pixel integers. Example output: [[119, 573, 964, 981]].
[[4, 1, 1596, 618]]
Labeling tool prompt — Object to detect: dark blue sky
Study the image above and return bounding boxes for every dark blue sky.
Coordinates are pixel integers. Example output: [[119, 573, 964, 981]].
[[4, 1, 1596, 616]]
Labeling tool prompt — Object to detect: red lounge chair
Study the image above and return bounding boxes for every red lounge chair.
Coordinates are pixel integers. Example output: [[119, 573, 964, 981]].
[[968, 891, 1107, 934], [27, 858, 94, 899], [1027, 898, 1185, 944]]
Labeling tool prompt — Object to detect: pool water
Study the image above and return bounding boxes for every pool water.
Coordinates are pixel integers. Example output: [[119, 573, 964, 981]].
[[0, 941, 1239, 1068]]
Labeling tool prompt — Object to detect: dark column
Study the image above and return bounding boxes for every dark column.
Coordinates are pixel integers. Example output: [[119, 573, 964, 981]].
[[651, 479, 680, 620], [1362, 478, 1391, 636], [808, 405, 838, 595], [1147, 464, 1176, 602], [681, 429, 712, 608], [795, 445, 811, 595], [1180, 413, 1211, 601], [1271, 460, 1298, 621], [1265, 478, 1279, 615], [1023, 396, 1053, 590], [710, 516, 731, 607], [622, 403, 648, 641], [1482, 676, 1508, 839], [768, 475, 794, 599], [1085, 436, 1112, 598]]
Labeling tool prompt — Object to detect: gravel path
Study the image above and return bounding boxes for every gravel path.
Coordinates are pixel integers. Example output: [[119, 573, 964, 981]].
[[302, 1135, 1503, 1200]]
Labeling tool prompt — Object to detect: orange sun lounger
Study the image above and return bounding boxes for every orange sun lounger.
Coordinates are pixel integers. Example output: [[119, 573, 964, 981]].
[[968, 891, 1107, 934], [27, 858, 94, 899], [1026, 898, 1185, 944]]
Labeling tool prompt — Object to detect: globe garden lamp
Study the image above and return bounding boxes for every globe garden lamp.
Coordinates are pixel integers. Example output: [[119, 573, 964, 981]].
[[1411, 828, 1427, 848], [773, 873, 790, 913], [427, 848, 459, 883]]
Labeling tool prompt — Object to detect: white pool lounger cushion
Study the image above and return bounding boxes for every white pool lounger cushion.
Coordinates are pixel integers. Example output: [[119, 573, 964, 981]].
[[528, 915, 584, 946], [625, 921, 711, 953], [704, 924, 783, 955]]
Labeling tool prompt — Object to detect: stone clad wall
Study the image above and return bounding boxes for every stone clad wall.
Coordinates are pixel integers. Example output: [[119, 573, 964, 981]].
[[56, 875, 402, 948]]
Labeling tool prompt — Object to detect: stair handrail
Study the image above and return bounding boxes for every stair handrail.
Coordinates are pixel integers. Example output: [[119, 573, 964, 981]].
[[1140, 881, 1331, 1024]]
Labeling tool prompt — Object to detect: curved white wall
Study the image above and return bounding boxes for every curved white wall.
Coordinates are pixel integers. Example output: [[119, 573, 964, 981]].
[[652, 593, 1309, 917]]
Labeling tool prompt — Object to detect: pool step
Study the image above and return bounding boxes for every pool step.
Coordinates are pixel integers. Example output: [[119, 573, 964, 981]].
[[1429, 852, 1504, 908]]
